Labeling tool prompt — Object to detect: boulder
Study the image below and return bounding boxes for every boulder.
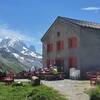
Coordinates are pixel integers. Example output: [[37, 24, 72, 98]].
[[31, 76, 40, 86]]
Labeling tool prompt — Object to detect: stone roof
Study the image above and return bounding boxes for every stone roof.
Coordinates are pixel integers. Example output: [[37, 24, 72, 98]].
[[41, 16, 100, 41], [59, 16, 100, 29]]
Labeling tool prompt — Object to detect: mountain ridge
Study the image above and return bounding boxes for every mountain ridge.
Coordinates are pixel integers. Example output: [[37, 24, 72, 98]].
[[0, 38, 42, 73]]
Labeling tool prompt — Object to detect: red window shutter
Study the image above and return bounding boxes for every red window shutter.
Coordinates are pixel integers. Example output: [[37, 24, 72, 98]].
[[72, 37, 77, 48], [47, 44, 50, 52], [69, 56, 77, 68], [47, 43, 53, 52], [56, 40, 64, 50], [69, 37, 77, 48], [68, 38, 71, 48], [56, 41, 60, 50], [50, 44, 53, 51], [61, 40, 64, 49]]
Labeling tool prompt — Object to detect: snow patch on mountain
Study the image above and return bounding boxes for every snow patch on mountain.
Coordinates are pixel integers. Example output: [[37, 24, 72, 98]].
[[23, 46, 28, 51], [12, 53, 19, 58], [30, 52, 37, 57], [0, 38, 43, 70]]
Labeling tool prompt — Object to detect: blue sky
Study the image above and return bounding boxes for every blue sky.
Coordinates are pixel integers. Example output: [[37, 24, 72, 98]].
[[0, 0, 100, 54]]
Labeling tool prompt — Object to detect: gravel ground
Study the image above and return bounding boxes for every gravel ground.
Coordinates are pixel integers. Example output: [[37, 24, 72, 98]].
[[42, 79, 91, 100]]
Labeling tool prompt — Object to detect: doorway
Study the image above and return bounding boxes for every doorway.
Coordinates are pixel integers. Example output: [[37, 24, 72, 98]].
[[55, 58, 64, 72]]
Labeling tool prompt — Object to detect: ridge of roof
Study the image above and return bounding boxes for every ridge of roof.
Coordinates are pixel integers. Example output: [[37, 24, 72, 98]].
[[58, 16, 100, 29]]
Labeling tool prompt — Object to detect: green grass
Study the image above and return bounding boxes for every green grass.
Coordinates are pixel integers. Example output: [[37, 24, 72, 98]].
[[0, 82, 33, 100], [27, 85, 67, 100], [88, 85, 100, 100], [0, 82, 67, 100]]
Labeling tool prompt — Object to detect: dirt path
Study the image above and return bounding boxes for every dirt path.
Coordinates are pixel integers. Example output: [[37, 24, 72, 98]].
[[42, 80, 91, 100]]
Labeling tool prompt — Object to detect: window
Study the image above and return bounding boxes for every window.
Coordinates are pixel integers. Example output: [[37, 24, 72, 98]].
[[68, 56, 77, 68], [57, 32, 60, 37], [68, 36, 77, 48], [56, 40, 64, 50], [47, 43, 53, 52]]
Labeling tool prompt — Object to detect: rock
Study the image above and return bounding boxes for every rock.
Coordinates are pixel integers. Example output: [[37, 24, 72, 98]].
[[31, 76, 40, 86]]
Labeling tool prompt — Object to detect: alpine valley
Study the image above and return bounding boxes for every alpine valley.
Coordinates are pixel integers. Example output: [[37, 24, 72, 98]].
[[0, 38, 42, 73]]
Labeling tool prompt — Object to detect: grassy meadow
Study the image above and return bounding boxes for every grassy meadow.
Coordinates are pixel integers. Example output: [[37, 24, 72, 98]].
[[0, 82, 67, 100]]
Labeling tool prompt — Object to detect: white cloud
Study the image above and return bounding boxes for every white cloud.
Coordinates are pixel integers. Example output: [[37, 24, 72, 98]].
[[0, 24, 42, 53], [0, 24, 39, 45], [81, 7, 100, 12]]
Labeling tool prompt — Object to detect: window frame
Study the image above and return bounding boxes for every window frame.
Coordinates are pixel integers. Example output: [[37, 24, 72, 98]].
[[68, 36, 78, 48], [47, 43, 53, 52], [56, 40, 64, 51], [68, 56, 77, 68]]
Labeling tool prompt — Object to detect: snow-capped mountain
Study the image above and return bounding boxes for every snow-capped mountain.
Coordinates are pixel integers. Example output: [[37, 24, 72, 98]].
[[0, 38, 27, 51], [0, 38, 42, 72], [29, 45, 36, 53]]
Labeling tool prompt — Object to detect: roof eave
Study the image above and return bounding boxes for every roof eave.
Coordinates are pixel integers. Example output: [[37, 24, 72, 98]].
[[41, 16, 62, 42]]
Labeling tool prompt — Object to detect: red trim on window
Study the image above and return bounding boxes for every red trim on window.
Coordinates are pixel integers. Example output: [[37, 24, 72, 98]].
[[68, 37, 77, 48], [61, 40, 64, 49], [56, 41, 60, 50], [56, 40, 64, 50], [68, 56, 77, 68], [47, 43, 53, 52]]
